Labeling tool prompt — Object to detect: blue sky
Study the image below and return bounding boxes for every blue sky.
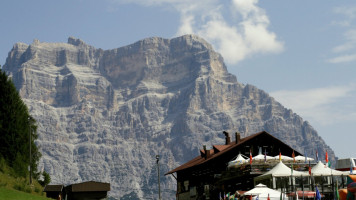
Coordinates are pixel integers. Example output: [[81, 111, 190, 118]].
[[1, 0, 356, 159]]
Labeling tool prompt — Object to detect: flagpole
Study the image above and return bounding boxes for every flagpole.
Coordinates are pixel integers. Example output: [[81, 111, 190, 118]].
[[336, 180, 339, 200], [331, 169, 334, 200], [302, 177, 304, 200], [156, 155, 161, 200]]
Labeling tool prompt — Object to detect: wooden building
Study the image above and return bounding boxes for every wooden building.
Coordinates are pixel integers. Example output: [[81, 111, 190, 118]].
[[44, 181, 110, 200], [65, 181, 110, 200], [165, 131, 302, 200], [44, 184, 65, 199]]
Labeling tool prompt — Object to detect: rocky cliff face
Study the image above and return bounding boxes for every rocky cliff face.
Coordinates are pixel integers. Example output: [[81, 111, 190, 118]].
[[3, 35, 335, 199]]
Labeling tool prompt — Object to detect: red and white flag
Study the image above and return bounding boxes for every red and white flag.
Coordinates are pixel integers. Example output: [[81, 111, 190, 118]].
[[250, 150, 253, 164]]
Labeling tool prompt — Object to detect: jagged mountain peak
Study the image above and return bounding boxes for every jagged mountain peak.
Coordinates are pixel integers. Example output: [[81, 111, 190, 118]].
[[2, 35, 335, 199], [132, 34, 214, 51], [67, 36, 88, 47]]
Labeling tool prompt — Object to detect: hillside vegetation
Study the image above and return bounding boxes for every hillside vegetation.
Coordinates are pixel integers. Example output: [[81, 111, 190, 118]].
[[0, 159, 49, 199], [0, 67, 50, 198], [0, 187, 50, 200]]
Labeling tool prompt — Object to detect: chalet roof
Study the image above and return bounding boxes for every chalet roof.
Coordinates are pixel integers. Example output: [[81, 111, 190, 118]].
[[213, 145, 230, 152], [66, 181, 110, 192], [165, 131, 299, 175], [44, 185, 64, 192]]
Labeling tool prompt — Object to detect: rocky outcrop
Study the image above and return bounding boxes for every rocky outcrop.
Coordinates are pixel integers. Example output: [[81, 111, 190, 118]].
[[3, 35, 335, 199]]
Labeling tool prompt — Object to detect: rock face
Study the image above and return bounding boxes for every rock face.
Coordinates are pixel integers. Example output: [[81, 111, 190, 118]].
[[3, 35, 335, 199]]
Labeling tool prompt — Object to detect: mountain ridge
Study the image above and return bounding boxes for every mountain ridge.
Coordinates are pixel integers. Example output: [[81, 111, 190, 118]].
[[3, 35, 334, 199]]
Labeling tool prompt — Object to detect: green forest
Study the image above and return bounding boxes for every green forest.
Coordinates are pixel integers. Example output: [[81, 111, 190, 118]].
[[0, 67, 50, 196]]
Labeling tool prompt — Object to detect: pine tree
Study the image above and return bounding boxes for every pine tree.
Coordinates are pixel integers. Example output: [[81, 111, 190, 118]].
[[0, 67, 41, 179]]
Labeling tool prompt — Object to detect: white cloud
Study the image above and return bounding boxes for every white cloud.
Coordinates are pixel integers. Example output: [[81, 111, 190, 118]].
[[327, 53, 356, 64], [331, 29, 356, 53], [333, 6, 356, 23], [270, 85, 356, 125], [329, 7, 356, 64], [110, 0, 284, 65], [332, 43, 354, 53]]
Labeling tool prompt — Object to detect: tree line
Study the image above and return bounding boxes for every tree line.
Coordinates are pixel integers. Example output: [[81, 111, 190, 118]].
[[0, 67, 50, 185]]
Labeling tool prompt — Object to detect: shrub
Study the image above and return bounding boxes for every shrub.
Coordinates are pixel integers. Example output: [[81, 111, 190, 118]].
[[38, 171, 51, 187], [14, 183, 25, 192], [25, 186, 32, 193]]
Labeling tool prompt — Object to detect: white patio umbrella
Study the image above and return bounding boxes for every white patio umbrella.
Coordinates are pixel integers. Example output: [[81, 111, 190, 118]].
[[273, 155, 294, 163], [294, 155, 314, 163], [311, 161, 349, 176], [256, 161, 309, 178], [244, 183, 286, 200], [252, 154, 275, 163], [228, 153, 247, 168], [254, 161, 309, 190]]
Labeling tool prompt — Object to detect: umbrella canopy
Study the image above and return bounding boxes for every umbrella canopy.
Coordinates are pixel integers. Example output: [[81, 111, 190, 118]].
[[311, 161, 349, 176], [294, 155, 314, 163], [252, 154, 275, 163], [273, 155, 294, 162], [228, 153, 247, 168], [256, 161, 309, 178], [245, 184, 285, 200]]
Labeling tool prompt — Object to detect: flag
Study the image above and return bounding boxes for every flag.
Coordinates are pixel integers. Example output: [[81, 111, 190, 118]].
[[335, 180, 339, 200], [291, 163, 293, 175], [264, 149, 267, 163], [292, 150, 295, 163], [316, 150, 319, 162], [250, 150, 253, 164], [351, 159, 353, 174], [305, 151, 307, 163], [279, 152, 282, 162], [315, 186, 321, 200], [325, 151, 328, 164]]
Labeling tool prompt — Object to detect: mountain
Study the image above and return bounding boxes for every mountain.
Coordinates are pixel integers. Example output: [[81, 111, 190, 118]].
[[2, 35, 335, 199]]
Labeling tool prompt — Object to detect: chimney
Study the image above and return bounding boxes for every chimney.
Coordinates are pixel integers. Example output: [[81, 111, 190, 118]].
[[223, 131, 231, 145], [203, 145, 210, 159], [235, 132, 241, 144]]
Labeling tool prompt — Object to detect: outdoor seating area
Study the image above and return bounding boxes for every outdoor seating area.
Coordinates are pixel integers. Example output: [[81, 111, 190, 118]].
[[166, 131, 354, 200], [224, 152, 351, 200]]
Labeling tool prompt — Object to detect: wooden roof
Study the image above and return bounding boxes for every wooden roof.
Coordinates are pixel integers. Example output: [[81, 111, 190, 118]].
[[66, 181, 110, 192], [165, 131, 300, 175], [213, 145, 230, 153], [44, 184, 64, 192]]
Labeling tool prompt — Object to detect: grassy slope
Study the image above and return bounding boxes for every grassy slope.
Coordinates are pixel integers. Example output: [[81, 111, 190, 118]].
[[0, 170, 50, 200], [0, 187, 50, 200]]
